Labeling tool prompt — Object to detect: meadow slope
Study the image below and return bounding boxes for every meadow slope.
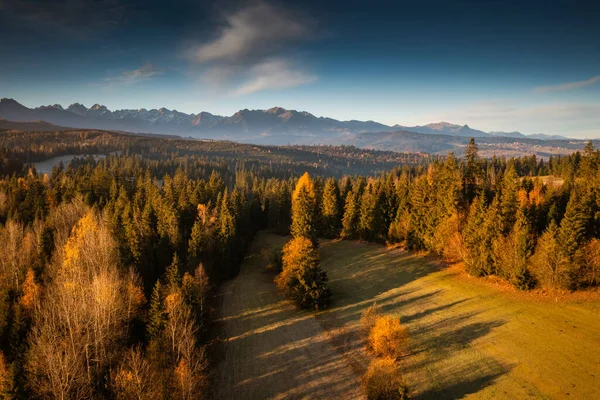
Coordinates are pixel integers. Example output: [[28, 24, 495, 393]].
[[212, 232, 600, 399]]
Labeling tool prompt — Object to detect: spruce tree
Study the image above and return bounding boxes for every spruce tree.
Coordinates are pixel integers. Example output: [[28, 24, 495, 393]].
[[500, 165, 519, 234], [291, 173, 317, 243], [147, 281, 165, 340], [559, 189, 591, 259], [463, 138, 482, 202], [321, 178, 341, 238], [341, 190, 360, 239]]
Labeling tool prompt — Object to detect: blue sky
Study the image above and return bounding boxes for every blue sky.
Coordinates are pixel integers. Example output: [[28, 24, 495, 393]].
[[1, 0, 600, 137]]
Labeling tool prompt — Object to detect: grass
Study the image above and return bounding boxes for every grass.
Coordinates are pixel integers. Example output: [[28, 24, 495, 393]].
[[318, 238, 600, 399], [212, 232, 600, 399]]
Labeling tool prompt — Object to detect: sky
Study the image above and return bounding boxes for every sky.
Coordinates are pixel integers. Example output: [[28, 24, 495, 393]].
[[1, 0, 599, 137]]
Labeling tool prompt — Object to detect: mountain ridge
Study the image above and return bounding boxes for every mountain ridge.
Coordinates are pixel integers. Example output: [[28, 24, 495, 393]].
[[0, 97, 568, 141]]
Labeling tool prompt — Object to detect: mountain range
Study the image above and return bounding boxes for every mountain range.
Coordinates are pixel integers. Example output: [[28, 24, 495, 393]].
[[0, 98, 567, 143]]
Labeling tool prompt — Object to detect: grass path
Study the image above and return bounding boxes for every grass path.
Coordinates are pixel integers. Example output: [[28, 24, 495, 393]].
[[212, 232, 600, 399], [210, 233, 364, 399]]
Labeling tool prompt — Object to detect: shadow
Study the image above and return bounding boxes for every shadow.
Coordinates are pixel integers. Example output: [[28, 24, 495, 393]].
[[417, 368, 511, 400], [401, 299, 470, 324]]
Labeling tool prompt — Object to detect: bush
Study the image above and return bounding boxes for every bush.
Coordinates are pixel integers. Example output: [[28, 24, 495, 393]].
[[275, 237, 330, 310], [362, 357, 409, 400], [360, 302, 382, 336], [368, 315, 409, 358]]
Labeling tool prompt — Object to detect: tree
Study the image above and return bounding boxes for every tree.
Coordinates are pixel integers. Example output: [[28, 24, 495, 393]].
[[341, 190, 360, 240], [362, 357, 409, 400], [358, 183, 384, 242], [367, 315, 409, 359], [112, 346, 161, 400], [493, 209, 535, 289], [275, 237, 330, 310], [291, 173, 317, 243], [320, 178, 342, 238], [26, 212, 144, 399], [148, 281, 166, 340], [559, 189, 591, 259], [531, 221, 570, 289], [463, 138, 482, 202], [500, 165, 520, 234]]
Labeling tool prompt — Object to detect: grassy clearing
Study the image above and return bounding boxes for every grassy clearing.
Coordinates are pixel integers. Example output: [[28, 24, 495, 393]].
[[318, 238, 600, 399], [212, 232, 600, 399]]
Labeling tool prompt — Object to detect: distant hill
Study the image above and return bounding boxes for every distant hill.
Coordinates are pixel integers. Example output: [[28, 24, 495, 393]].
[[0, 98, 569, 143], [0, 118, 67, 131]]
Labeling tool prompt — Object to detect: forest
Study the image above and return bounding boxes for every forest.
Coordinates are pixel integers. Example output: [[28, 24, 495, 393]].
[[0, 129, 598, 399]]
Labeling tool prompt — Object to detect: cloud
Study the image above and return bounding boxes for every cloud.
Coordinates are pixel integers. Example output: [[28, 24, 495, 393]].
[[191, 2, 310, 63], [231, 59, 317, 96], [101, 63, 162, 87], [533, 75, 600, 93], [188, 1, 317, 94]]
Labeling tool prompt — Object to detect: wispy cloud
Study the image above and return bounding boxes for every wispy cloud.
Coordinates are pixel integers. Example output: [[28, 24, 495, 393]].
[[105, 63, 163, 86], [232, 59, 317, 96], [97, 63, 162, 88], [533, 75, 600, 93], [188, 1, 317, 95]]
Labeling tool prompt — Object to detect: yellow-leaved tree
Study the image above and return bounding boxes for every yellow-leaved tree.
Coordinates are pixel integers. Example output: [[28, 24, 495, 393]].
[[26, 211, 145, 399]]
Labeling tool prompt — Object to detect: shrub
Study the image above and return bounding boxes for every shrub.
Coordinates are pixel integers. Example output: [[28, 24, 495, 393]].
[[368, 315, 409, 358], [362, 357, 409, 400], [360, 302, 382, 336]]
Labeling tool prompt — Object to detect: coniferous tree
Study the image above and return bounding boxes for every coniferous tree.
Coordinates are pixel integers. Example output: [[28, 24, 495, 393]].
[[320, 178, 342, 238], [463, 138, 482, 202], [341, 190, 360, 240], [290, 173, 317, 243]]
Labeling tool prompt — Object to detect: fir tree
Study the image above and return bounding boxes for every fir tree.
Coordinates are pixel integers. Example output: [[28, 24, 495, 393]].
[[341, 190, 360, 239], [148, 281, 166, 340], [291, 173, 317, 243], [320, 178, 341, 238]]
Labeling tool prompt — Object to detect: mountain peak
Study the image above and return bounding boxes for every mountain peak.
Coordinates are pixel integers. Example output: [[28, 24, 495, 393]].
[[265, 106, 287, 115], [425, 122, 461, 130]]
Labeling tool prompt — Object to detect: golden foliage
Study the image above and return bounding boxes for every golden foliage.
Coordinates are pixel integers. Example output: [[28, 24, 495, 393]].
[[112, 347, 159, 400], [20, 268, 40, 314], [368, 315, 409, 359], [362, 357, 409, 400], [361, 302, 382, 336], [292, 172, 315, 202]]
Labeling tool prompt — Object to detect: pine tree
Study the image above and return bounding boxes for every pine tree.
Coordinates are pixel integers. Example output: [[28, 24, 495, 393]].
[[291, 173, 317, 243], [358, 183, 383, 241], [463, 138, 482, 202], [341, 190, 360, 239], [500, 165, 519, 234], [559, 189, 591, 259], [320, 178, 341, 238], [147, 281, 165, 340]]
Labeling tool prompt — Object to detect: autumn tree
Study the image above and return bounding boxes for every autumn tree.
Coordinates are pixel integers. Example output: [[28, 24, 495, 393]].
[[275, 237, 330, 310], [291, 173, 317, 243], [320, 178, 342, 238]]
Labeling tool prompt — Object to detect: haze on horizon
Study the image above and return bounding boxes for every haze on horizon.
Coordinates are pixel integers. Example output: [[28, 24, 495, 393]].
[[1, 0, 599, 138]]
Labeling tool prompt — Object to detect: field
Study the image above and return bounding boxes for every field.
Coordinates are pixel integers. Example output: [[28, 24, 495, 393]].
[[211, 232, 600, 399]]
